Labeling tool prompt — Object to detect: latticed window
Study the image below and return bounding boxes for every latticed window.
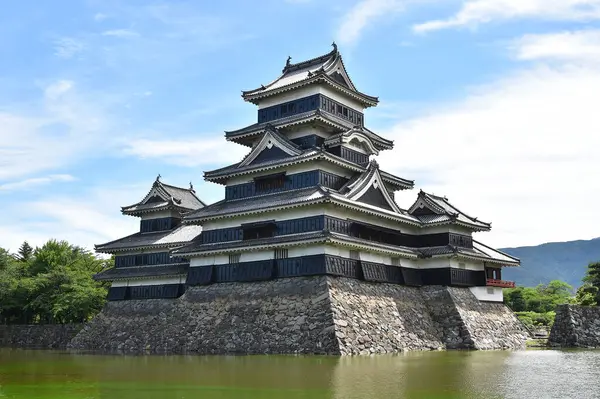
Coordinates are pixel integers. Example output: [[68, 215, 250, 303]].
[[255, 174, 285, 192], [229, 253, 241, 264], [391, 257, 400, 266], [274, 248, 288, 259]]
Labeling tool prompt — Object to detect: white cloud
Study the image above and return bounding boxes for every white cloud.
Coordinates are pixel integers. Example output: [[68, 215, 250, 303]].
[[414, 0, 600, 33], [44, 80, 74, 99], [54, 37, 86, 58], [123, 138, 248, 167], [380, 32, 600, 247], [0, 174, 76, 192], [0, 184, 145, 253], [94, 13, 108, 21], [512, 29, 600, 62], [101, 29, 140, 38], [335, 0, 404, 46]]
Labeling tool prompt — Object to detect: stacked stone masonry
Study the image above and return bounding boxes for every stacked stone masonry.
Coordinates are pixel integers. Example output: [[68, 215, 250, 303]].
[[0, 324, 83, 349], [69, 277, 527, 355], [549, 305, 600, 348]]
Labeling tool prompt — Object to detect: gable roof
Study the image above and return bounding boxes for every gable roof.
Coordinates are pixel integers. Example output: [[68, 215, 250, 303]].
[[241, 44, 378, 107], [238, 126, 302, 167], [324, 126, 394, 152], [95, 224, 203, 254], [419, 240, 520, 266], [340, 160, 403, 214], [121, 177, 206, 216], [408, 190, 491, 231]]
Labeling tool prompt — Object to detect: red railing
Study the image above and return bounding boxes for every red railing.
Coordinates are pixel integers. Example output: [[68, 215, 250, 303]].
[[486, 278, 515, 288]]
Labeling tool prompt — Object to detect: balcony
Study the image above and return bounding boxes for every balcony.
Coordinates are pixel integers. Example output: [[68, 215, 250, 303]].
[[486, 278, 515, 288]]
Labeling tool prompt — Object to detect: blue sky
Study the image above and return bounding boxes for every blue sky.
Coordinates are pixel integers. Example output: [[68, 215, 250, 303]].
[[2, 0, 600, 252]]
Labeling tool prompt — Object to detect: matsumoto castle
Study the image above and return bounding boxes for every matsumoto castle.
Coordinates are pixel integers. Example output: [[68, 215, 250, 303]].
[[95, 44, 519, 304]]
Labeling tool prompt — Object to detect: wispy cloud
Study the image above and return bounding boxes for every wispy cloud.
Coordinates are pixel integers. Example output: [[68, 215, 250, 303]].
[[414, 0, 600, 33], [53, 37, 86, 58], [335, 0, 404, 46], [381, 30, 600, 247], [0, 174, 76, 192], [101, 29, 140, 38], [123, 138, 247, 167], [512, 29, 600, 62]]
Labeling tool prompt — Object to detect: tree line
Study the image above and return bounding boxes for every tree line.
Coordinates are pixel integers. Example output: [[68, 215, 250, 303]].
[[503, 262, 600, 329], [0, 240, 112, 324]]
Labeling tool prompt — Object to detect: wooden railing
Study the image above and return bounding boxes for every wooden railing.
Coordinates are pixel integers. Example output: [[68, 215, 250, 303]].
[[486, 278, 515, 288]]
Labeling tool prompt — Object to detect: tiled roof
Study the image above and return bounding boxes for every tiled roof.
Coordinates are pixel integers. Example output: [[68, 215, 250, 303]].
[[324, 126, 394, 151], [241, 45, 378, 107], [94, 264, 188, 281], [225, 110, 354, 145], [175, 231, 329, 255], [95, 225, 203, 253], [418, 241, 520, 266], [121, 178, 205, 215], [409, 190, 491, 231], [203, 148, 365, 183], [184, 187, 328, 221]]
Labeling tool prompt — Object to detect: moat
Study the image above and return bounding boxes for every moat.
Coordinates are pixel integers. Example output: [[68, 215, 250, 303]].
[[1, 349, 600, 398]]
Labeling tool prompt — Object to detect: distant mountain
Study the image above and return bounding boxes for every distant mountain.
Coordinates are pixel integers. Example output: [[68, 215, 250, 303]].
[[501, 238, 600, 288]]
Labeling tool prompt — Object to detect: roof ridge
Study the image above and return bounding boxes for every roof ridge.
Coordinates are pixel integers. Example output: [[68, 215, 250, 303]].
[[282, 43, 338, 73]]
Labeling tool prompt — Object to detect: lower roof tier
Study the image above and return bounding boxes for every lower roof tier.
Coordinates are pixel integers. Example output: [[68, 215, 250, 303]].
[[95, 224, 203, 254]]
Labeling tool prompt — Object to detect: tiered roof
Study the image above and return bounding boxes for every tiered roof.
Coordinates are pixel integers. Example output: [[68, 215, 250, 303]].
[[121, 176, 206, 216], [95, 224, 203, 254], [241, 43, 378, 107], [409, 190, 491, 231]]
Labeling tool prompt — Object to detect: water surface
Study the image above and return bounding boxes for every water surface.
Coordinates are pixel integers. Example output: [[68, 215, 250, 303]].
[[0, 349, 599, 398]]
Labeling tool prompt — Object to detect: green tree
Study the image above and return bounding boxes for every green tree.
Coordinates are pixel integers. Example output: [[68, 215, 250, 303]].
[[16, 241, 33, 263], [0, 240, 111, 324], [583, 261, 600, 304], [575, 284, 598, 306], [504, 288, 526, 311]]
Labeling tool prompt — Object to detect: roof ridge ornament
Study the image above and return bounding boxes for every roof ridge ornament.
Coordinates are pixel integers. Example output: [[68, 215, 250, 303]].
[[156, 174, 161, 182], [332, 41, 338, 52], [189, 182, 195, 192]]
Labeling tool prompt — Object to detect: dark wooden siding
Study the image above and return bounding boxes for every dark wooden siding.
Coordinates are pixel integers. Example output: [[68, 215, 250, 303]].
[[126, 284, 185, 300], [140, 217, 181, 233], [186, 267, 213, 285], [327, 146, 369, 166], [256, 94, 364, 126], [225, 170, 349, 200], [361, 262, 404, 284], [214, 260, 274, 282], [106, 286, 128, 301], [291, 135, 325, 149], [115, 252, 188, 268]]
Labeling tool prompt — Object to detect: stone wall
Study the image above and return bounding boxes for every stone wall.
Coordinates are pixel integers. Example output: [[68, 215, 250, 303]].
[[69, 276, 527, 355], [0, 324, 83, 349], [549, 305, 600, 348], [69, 277, 339, 354]]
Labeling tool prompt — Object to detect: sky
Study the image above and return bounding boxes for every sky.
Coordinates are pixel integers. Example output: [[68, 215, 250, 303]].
[[1, 0, 600, 253]]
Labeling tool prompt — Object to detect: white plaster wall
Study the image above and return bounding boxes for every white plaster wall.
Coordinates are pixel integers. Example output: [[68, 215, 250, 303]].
[[469, 286, 504, 302], [286, 127, 330, 140], [139, 210, 180, 220], [241, 250, 273, 262], [189, 254, 229, 267], [111, 276, 184, 287], [256, 85, 365, 112], [324, 245, 419, 268], [288, 245, 326, 257], [450, 258, 485, 271], [417, 224, 475, 236], [419, 258, 451, 269]]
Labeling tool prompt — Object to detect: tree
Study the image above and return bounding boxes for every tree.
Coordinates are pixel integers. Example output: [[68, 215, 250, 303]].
[[575, 284, 598, 306], [16, 241, 33, 263], [0, 239, 111, 324], [504, 288, 527, 311], [583, 261, 600, 304]]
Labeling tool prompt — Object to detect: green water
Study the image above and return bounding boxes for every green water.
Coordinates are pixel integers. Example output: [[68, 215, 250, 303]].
[[1, 349, 599, 399]]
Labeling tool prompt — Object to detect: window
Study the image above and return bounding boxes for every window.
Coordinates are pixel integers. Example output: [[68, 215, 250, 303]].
[[229, 253, 241, 264], [391, 257, 400, 266], [349, 250, 360, 260], [274, 248, 288, 259], [255, 174, 285, 192]]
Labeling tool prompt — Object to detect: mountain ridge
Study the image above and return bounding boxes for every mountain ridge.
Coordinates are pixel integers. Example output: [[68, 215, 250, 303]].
[[501, 237, 600, 288]]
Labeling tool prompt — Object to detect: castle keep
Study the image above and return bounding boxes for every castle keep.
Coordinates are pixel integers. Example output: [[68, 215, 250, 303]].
[[71, 45, 528, 354]]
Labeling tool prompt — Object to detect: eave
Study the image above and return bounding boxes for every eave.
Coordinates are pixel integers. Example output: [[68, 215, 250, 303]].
[[94, 241, 190, 255], [242, 74, 378, 108]]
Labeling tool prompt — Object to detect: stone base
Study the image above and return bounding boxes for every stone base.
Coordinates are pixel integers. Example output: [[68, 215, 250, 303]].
[[69, 277, 527, 355], [1, 324, 83, 349], [549, 304, 600, 348]]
